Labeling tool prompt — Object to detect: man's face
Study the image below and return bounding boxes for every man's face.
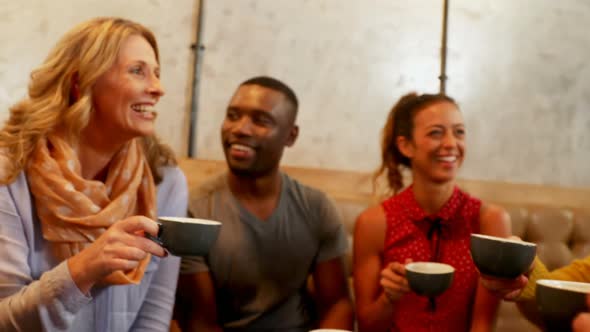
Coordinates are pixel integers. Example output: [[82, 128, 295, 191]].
[[221, 84, 298, 177]]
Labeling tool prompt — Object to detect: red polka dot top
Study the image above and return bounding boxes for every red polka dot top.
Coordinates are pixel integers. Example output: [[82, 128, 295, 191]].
[[382, 185, 482, 332]]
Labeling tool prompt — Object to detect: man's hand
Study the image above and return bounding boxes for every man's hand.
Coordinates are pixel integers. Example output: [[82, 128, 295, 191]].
[[573, 294, 590, 332]]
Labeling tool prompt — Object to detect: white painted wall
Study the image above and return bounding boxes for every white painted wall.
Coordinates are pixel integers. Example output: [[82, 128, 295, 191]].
[[2, 1, 588, 188], [0, 0, 197, 156], [194, 0, 590, 188]]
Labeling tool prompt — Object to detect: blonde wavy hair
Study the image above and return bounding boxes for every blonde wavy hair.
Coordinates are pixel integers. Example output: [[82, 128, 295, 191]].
[[0, 17, 175, 185]]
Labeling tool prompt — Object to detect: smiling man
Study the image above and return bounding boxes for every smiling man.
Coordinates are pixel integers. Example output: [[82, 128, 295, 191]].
[[175, 76, 353, 332]]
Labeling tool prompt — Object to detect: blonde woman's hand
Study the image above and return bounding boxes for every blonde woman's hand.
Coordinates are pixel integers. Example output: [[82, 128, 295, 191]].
[[381, 258, 412, 304], [67, 215, 166, 294]]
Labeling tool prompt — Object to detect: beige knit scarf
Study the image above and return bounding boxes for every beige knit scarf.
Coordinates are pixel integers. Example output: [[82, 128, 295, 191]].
[[27, 134, 157, 284]]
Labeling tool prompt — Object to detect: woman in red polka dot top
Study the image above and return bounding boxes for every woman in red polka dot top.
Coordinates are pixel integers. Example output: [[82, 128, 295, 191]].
[[353, 93, 511, 332]]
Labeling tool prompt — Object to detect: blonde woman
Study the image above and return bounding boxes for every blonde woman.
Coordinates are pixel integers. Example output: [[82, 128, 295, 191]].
[[0, 17, 187, 331]]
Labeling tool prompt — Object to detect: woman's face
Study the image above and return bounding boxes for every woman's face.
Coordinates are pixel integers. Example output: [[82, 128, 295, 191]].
[[90, 34, 164, 142], [398, 101, 465, 184]]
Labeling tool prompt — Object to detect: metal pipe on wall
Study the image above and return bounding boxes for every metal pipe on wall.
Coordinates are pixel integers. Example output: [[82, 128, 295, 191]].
[[186, 0, 451, 153], [439, 0, 449, 94], [187, 0, 205, 157]]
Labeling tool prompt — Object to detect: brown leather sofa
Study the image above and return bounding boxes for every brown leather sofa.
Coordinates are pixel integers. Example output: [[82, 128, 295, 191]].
[[178, 158, 590, 332]]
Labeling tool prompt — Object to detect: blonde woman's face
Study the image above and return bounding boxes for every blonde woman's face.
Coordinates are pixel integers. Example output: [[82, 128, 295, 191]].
[[90, 34, 164, 142]]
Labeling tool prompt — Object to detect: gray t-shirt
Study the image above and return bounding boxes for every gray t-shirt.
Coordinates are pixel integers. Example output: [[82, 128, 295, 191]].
[[181, 172, 348, 332]]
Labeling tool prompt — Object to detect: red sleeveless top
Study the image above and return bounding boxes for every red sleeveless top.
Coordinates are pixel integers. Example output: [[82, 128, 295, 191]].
[[382, 185, 481, 332]]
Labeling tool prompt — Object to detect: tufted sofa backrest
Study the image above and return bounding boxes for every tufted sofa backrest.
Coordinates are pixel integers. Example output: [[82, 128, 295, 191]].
[[505, 206, 590, 270], [492, 206, 590, 331]]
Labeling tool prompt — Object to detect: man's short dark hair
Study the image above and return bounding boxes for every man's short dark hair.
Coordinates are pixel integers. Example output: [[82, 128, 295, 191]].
[[240, 76, 299, 117]]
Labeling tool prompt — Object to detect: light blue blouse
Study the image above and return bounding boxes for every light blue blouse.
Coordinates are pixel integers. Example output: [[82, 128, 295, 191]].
[[0, 166, 187, 332]]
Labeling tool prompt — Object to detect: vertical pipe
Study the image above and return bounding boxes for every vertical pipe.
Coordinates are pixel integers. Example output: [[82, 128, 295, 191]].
[[187, 0, 205, 157], [439, 0, 449, 94]]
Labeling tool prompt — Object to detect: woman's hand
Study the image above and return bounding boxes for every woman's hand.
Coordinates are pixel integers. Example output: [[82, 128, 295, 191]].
[[478, 236, 533, 301], [480, 274, 529, 301], [67, 216, 166, 294], [380, 259, 412, 303]]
